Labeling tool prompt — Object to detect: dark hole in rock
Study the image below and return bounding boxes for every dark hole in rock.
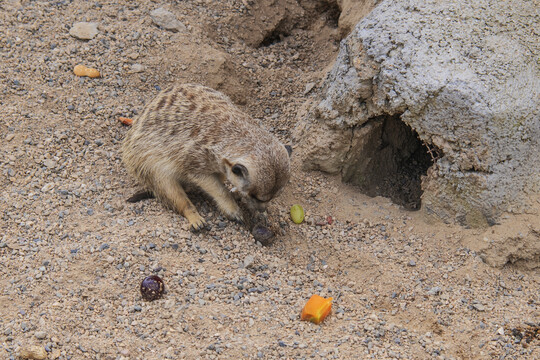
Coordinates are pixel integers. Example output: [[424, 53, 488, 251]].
[[342, 114, 442, 210], [259, 0, 341, 48], [315, 0, 341, 29], [259, 24, 289, 47]]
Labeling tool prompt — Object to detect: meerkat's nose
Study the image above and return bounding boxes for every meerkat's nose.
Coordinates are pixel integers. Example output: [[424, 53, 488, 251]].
[[247, 195, 269, 212]]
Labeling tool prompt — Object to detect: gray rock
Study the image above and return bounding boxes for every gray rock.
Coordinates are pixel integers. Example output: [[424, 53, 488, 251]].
[[35, 331, 47, 340], [150, 7, 187, 33], [243, 255, 255, 268], [69, 22, 98, 40], [41, 182, 54, 192], [472, 303, 486, 312], [304, 82, 316, 95], [296, 0, 539, 227], [43, 159, 56, 169], [427, 286, 441, 296], [130, 63, 145, 73]]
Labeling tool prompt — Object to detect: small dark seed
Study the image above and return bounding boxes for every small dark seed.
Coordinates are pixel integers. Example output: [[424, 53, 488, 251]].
[[251, 225, 275, 246], [140, 275, 164, 301]]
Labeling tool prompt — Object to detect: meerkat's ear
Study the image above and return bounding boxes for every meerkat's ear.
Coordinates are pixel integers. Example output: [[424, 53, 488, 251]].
[[232, 164, 248, 178], [285, 145, 293, 157]]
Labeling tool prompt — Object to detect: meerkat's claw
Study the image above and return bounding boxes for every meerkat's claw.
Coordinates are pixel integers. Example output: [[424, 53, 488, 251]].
[[231, 214, 245, 225], [186, 212, 207, 232], [189, 219, 207, 232], [223, 209, 244, 223]]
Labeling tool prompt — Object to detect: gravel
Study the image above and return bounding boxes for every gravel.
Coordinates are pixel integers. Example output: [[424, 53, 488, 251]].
[[0, 1, 538, 359]]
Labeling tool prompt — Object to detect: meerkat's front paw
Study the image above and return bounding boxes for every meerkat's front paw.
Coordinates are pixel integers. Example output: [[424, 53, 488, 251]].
[[222, 206, 244, 224], [184, 211, 207, 231], [228, 211, 244, 225], [214, 199, 243, 223]]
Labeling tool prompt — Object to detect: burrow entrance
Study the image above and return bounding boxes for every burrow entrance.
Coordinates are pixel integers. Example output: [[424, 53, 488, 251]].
[[342, 114, 442, 210]]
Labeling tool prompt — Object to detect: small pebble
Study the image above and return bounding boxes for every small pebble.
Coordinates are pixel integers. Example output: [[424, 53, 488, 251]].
[[35, 331, 47, 340], [427, 286, 441, 295], [243, 255, 255, 268], [130, 63, 145, 73], [150, 7, 187, 32], [69, 22, 98, 40], [304, 82, 316, 95], [472, 303, 486, 311]]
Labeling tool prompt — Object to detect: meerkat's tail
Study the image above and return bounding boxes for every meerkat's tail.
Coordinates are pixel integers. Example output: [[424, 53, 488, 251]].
[[127, 190, 155, 203]]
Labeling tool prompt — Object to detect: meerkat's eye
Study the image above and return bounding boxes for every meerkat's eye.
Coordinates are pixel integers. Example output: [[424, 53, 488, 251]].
[[232, 164, 247, 177], [251, 195, 265, 203]]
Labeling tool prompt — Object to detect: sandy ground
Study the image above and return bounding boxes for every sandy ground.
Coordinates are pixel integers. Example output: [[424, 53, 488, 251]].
[[1, 1, 538, 359]]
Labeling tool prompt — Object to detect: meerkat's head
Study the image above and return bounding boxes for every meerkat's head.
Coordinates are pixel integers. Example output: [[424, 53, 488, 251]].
[[224, 143, 291, 211]]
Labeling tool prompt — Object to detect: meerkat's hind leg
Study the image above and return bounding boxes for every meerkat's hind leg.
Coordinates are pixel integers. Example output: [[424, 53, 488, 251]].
[[190, 174, 244, 224], [154, 176, 207, 231]]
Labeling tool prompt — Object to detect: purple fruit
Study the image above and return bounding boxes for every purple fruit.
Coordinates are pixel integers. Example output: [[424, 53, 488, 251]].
[[140, 275, 164, 301], [251, 224, 275, 246]]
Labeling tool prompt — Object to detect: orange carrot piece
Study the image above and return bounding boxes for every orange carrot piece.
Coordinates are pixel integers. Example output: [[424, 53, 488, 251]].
[[300, 294, 333, 324], [118, 117, 134, 126]]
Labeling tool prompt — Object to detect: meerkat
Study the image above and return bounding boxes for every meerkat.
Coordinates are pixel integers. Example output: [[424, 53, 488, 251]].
[[122, 84, 291, 231]]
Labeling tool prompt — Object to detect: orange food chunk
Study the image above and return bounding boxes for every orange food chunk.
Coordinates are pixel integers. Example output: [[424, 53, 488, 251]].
[[118, 116, 134, 126], [300, 294, 333, 324], [73, 64, 100, 78]]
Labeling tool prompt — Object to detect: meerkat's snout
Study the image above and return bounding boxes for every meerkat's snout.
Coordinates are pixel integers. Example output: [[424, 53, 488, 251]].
[[246, 194, 270, 212]]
